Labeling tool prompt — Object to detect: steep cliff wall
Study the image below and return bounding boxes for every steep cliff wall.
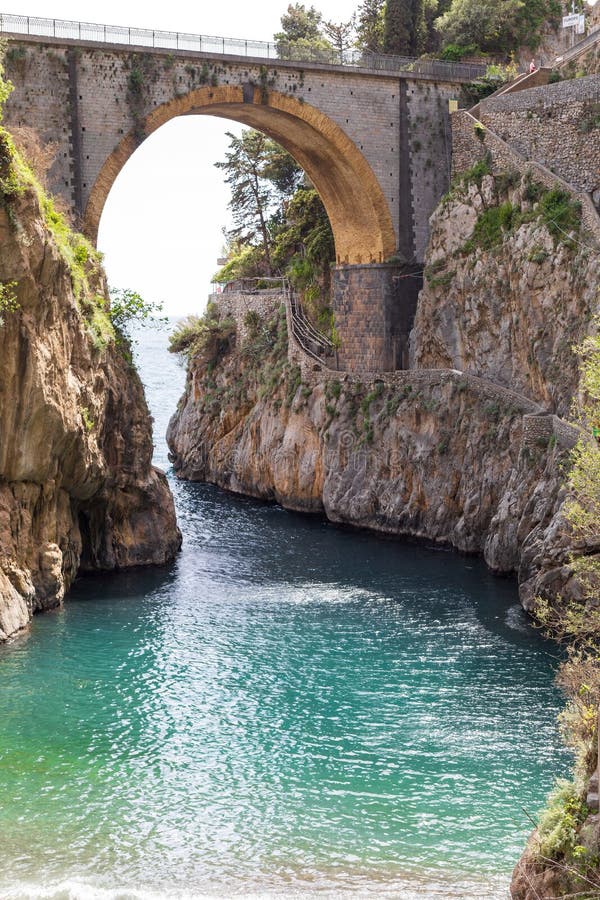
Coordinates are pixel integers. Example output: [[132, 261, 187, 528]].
[[411, 166, 600, 417], [167, 295, 578, 609], [167, 159, 599, 610], [0, 134, 181, 642]]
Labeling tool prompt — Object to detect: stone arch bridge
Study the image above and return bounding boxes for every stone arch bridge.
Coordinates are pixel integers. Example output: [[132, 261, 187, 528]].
[[1, 14, 483, 370]]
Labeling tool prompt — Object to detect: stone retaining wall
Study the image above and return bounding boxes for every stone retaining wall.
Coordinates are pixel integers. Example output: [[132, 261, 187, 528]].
[[451, 109, 600, 244], [479, 74, 600, 199], [211, 290, 284, 343]]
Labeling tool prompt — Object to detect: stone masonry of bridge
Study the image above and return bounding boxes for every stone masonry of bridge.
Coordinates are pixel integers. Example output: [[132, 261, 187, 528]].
[[1, 30, 473, 372], [2, 34, 469, 263]]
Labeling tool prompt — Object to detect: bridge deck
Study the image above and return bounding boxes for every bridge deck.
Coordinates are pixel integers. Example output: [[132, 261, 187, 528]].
[[0, 12, 486, 83]]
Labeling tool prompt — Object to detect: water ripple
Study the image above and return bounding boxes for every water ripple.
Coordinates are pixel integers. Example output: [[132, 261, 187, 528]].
[[0, 329, 569, 899]]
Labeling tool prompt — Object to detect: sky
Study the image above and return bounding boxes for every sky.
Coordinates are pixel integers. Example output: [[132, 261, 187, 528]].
[[7, 0, 356, 317]]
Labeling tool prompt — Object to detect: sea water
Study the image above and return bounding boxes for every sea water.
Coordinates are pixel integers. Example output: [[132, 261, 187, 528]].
[[0, 327, 568, 899]]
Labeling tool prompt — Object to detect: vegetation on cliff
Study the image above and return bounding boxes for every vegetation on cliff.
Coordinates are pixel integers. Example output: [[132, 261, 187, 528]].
[[214, 128, 335, 331], [518, 330, 600, 894], [0, 44, 181, 641]]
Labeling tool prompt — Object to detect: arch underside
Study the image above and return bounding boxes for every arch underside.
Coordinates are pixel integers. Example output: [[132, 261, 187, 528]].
[[84, 86, 396, 265]]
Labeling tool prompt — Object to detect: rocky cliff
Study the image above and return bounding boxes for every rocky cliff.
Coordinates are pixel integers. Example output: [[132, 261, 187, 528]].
[[167, 167, 597, 609], [0, 132, 181, 642], [411, 168, 600, 417]]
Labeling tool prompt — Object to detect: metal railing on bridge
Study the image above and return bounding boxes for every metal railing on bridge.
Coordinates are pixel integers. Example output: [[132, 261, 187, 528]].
[[0, 12, 486, 80]]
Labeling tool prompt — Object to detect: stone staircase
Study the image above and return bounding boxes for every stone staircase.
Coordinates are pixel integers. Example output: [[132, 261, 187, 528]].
[[469, 67, 552, 119], [459, 79, 600, 246], [555, 24, 600, 68], [285, 285, 337, 367]]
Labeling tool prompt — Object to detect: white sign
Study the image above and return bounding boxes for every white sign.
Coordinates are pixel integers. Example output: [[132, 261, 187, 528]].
[[576, 14, 586, 34], [562, 12, 580, 27]]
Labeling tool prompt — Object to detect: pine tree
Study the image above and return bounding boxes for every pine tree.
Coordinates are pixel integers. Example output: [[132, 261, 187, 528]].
[[215, 131, 278, 274], [322, 18, 356, 60]]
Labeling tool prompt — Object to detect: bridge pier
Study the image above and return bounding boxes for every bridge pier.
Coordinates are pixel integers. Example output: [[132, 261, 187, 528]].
[[332, 263, 422, 372]]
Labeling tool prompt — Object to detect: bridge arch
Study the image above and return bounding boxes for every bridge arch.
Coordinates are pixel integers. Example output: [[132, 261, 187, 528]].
[[84, 85, 396, 265]]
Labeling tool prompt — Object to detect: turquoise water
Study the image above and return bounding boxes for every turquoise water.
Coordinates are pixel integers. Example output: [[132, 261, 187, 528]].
[[0, 330, 568, 899]]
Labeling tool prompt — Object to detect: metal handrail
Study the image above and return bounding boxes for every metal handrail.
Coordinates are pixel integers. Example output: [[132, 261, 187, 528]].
[[290, 292, 334, 351], [556, 26, 600, 65], [285, 285, 334, 364], [0, 12, 486, 80]]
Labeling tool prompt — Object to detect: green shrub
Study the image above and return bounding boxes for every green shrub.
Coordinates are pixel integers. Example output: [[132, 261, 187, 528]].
[[108, 287, 165, 340], [473, 120, 486, 141], [538, 187, 581, 243], [80, 406, 95, 432], [129, 68, 143, 93], [285, 364, 302, 407], [427, 269, 456, 288], [459, 155, 492, 189], [440, 42, 478, 60], [169, 305, 236, 363], [463, 201, 517, 253], [0, 279, 18, 325], [325, 379, 342, 401], [523, 175, 544, 204], [536, 779, 589, 861], [494, 169, 520, 195], [243, 309, 263, 339]]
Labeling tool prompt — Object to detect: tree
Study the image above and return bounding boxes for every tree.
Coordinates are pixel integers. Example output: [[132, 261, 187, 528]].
[[108, 288, 166, 343], [355, 0, 386, 53], [261, 142, 304, 196], [433, 0, 560, 55], [272, 186, 334, 288], [421, 0, 445, 54], [434, 0, 523, 53], [322, 17, 356, 60], [274, 3, 332, 54], [383, 0, 425, 56], [215, 131, 287, 275], [213, 129, 336, 321]]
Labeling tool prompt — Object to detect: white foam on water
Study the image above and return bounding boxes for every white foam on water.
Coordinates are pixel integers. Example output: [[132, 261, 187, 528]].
[[1, 873, 509, 900]]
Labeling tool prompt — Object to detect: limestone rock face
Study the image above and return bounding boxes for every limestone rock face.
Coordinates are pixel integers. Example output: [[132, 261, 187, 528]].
[[167, 311, 573, 609], [167, 169, 598, 610], [0, 188, 181, 641]]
